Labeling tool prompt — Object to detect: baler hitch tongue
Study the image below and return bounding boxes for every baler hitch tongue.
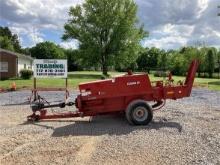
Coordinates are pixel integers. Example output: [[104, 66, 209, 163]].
[[31, 101, 75, 112], [28, 101, 76, 122]]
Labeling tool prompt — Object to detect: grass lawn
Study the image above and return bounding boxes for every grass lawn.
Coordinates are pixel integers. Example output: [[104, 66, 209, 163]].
[[0, 71, 219, 91]]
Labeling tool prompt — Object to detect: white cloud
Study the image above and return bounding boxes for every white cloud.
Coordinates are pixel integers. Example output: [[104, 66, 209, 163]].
[[138, 0, 220, 49], [0, 0, 83, 47], [155, 24, 194, 37], [29, 32, 44, 46], [0, 0, 84, 29], [0, 0, 219, 50], [10, 25, 44, 47], [143, 23, 195, 49], [142, 36, 188, 50], [197, 0, 209, 18], [59, 40, 79, 49]]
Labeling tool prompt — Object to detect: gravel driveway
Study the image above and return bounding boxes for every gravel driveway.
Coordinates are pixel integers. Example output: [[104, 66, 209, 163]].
[[0, 88, 219, 165]]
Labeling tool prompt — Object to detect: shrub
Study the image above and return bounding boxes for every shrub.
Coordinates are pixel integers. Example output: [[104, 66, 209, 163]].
[[20, 69, 33, 79]]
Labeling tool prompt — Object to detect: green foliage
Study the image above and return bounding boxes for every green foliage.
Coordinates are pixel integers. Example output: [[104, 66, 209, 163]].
[[0, 26, 22, 53], [136, 47, 159, 72], [136, 46, 219, 78], [157, 49, 168, 71], [21, 47, 31, 55], [169, 52, 186, 75], [20, 69, 33, 79], [196, 47, 206, 75], [30, 41, 66, 59], [205, 49, 215, 78], [0, 36, 14, 51], [64, 49, 83, 71], [63, 0, 147, 75], [217, 50, 220, 78]]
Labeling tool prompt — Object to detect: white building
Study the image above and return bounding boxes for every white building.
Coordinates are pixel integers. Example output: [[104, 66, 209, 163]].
[[17, 53, 34, 74]]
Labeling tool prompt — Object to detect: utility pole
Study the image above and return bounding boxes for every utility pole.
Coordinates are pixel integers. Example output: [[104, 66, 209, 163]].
[[218, 6, 220, 16]]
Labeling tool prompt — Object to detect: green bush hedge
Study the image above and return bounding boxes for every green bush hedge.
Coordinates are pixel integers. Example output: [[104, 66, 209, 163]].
[[20, 69, 33, 79]]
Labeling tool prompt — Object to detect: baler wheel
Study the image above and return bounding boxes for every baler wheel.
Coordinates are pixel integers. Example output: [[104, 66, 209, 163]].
[[126, 100, 153, 125]]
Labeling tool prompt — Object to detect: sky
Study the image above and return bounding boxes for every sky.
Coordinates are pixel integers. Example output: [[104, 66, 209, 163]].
[[0, 0, 220, 50]]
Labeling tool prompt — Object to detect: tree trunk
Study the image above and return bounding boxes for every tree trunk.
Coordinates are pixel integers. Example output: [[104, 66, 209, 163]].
[[208, 71, 213, 78], [101, 53, 108, 76], [219, 63, 220, 79], [102, 64, 108, 76]]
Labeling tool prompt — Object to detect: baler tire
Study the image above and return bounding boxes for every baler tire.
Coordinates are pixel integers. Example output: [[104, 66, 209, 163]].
[[126, 100, 153, 125], [125, 110, 133, 125]]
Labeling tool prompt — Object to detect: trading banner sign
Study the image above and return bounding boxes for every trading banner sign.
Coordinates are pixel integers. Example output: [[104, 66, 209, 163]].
[[34, 59, 67, 78]]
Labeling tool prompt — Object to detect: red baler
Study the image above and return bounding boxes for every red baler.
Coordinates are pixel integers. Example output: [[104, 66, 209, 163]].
[[28, 60, 199, 125]]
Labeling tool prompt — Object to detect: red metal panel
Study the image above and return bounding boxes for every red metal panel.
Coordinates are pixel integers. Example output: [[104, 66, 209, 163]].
[[79, 74, 152, 99], [78, 74, 153, 114]]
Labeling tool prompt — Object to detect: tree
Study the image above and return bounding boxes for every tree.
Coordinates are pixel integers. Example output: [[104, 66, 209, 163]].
[[136, 47, 159, 72], [168, 51, 185, 76], [63, 0, 147, 75], [196, 47, 207, 77], [64, 49, 83, 71], [0, 26, 22, 53], [30, 41, 65, 59], [205, 49, 215, 78], [21, 47, 31, 55], [157, 50, 168, 71], [0, 36, 14, 51], [217, 50, 220, 78]]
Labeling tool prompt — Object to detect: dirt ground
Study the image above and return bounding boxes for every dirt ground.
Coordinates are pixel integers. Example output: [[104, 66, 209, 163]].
[[0, 89, 219, 165]]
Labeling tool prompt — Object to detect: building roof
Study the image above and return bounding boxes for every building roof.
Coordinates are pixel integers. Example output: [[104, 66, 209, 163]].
[[0, 48, 34, 61]]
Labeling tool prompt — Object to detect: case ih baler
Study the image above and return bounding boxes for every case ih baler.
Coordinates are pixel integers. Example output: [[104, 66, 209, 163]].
[[28, 60, 199, 125]]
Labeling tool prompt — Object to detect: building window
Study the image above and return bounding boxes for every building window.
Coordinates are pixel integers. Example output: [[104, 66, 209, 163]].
[[24, 64, 27, 69], [0, 62, 8, 72]]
